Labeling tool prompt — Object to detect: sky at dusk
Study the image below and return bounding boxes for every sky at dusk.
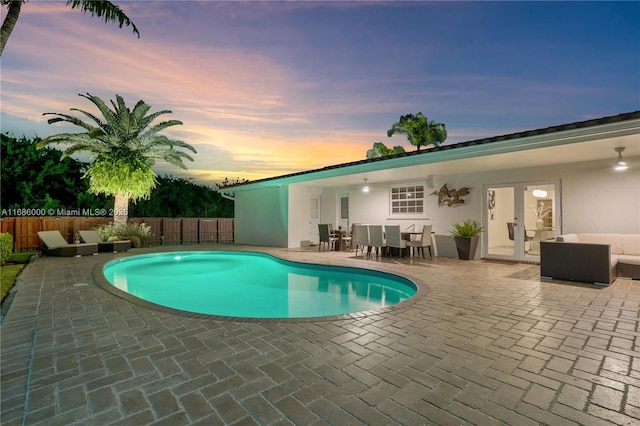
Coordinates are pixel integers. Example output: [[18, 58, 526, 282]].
[[1, 1, 639, 185]]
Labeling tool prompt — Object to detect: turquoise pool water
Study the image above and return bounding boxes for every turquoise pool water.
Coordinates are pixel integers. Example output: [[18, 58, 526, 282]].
[[103, 251, 416, 318]]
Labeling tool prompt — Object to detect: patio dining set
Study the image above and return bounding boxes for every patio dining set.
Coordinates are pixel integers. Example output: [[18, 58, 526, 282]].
[[318, 223, 433, 258]]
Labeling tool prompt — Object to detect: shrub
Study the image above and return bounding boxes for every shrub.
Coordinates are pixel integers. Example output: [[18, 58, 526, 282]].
[[1, 233, 13, 264], [95, 223, 152, 247], [449, 220, 484, 238]]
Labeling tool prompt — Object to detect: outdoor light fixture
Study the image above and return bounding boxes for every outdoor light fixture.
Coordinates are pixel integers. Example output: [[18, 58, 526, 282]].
[[532, 188, 547, 198], [614, 147, 628, 171], [362, 178, 370, 193]]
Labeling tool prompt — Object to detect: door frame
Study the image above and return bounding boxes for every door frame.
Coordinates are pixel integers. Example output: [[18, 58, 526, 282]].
[[482, 180, 561, 262], [310, 195, 322, 242]]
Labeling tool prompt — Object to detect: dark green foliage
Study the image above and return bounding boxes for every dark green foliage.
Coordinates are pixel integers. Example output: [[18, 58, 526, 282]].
[[366, 142, 406, 159], [1, 134, 109, 210], [450, 219, 484, 237], [387, 112, 447, 151], [1, 134, 233, 218], [215, 177, 249, 190], [129, 175, 234, 218], [0, 232, 13, 264]]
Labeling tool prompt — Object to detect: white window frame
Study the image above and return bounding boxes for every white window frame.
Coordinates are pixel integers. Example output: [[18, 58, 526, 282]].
[[389, 181, 427, 218]]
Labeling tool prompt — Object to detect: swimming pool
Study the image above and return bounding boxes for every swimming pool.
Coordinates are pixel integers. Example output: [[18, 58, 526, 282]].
[[102, 251, 417, 318]]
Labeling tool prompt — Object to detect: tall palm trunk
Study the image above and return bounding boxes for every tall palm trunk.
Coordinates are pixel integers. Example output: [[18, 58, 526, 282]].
[[1, 0, 22, 56], [113, 192, 129, 225]]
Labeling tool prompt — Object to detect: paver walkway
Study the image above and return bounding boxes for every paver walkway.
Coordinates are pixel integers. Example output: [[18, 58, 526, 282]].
[[1, 244, 639, 425]]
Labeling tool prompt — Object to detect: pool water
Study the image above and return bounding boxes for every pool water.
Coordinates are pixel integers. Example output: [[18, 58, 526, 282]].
[[103, 251, 416, 318]]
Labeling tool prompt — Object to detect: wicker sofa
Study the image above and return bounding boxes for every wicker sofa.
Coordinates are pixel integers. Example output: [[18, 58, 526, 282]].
[[540, 233, 640, 285]]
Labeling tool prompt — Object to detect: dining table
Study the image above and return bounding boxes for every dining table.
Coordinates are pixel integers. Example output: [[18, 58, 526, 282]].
[[333, 228, 349, 251], [401, 232, 423, 241], [525, 227, 555, 253]]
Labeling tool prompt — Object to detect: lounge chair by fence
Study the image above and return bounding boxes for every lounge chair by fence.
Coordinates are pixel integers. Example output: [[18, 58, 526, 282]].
[[37, 231, 98, 257], [78, 230, 131, 253]]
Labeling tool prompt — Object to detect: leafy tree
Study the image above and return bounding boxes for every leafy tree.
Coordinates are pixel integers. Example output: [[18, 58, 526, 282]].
[[366, 142, 406, 159], [215, 177, 250, 190], [38, 93, 197, 224], [1, 134, 108, 210], [130, 176, 234, 218], [1, 0, 139, 56], [387, 112, 447, 151]]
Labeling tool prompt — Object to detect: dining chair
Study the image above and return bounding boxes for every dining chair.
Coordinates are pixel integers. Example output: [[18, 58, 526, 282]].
[[347, 223, 356, 252], [507, 222, 533, 252], [328, 223, 337, 237], [368, 225, 386, 257], [336, 224, 351, 251], [318, 224, 337, 251], [406, 224, 433, 258], [354, 224, 370, 256], [384, 225, 407, 257]]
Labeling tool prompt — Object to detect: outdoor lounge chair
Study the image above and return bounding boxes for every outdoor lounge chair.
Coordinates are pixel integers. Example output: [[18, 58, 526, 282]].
[[37, 230, 98, 257], [78, 230, 132, 253]]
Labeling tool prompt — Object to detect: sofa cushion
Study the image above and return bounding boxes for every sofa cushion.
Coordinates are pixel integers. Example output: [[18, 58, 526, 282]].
[[577, 233, 623, 255], [622, 234, 640, 256], [556, 234, 579, 243], [617, 255, 640, 265]]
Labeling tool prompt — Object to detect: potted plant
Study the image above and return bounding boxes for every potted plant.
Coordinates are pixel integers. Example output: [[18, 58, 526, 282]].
[[450, 219, 484, 260]]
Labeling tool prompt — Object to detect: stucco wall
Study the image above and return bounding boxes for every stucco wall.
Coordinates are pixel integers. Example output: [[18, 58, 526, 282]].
[[560, 158, 639, 234], [234, 186, 289, 247], [288, 185, 323, 247]]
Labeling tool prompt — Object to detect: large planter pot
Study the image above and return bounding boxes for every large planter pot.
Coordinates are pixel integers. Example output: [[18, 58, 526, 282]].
[[454, 236, 479, 260]]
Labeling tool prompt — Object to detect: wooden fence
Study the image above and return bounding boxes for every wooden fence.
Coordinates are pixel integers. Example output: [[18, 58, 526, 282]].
[[0, 217, 234, 252]]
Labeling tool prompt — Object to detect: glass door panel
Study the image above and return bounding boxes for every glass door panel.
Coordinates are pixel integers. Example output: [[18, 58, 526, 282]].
[[523, 183, 558, 259], [485, 186, 517, 258]]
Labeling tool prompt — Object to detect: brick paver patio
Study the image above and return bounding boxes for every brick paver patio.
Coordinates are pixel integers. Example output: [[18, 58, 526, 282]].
[[1, 244, 638, 425]]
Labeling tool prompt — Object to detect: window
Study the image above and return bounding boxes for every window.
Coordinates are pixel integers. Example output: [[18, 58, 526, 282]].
[[390, 183, 425, 216], [340, 196, 349, 220]]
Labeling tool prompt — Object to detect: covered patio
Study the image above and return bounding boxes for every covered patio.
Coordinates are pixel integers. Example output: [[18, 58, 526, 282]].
[[2, 245, 638, 425]]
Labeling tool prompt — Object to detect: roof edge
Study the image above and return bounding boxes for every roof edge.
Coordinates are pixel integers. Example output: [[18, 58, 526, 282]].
[[229, 110, 640, 190]]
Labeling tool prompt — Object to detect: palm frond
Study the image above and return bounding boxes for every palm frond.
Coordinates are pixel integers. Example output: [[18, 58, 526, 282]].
[[67, 107, 107, 131], [38, 134, 107, 157], [65, 0, 140, 38], [81, 93, 121, 136], [43, 112, 95, 132], [137, 110, 175, 132]]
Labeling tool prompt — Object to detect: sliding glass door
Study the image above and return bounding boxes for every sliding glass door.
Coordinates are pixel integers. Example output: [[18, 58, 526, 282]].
[[483, 181, 560, 261]]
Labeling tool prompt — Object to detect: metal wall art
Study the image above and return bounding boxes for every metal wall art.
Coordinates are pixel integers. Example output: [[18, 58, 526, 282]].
[[431, 184, 470, 207]]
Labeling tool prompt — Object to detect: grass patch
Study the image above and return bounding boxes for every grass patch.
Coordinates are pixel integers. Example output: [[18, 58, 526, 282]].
[[1, 264, 26, 301], [1, 252, 37, 303]]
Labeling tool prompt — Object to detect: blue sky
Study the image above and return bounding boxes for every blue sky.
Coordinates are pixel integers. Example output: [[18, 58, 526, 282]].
[[1, 1, 639, 185]]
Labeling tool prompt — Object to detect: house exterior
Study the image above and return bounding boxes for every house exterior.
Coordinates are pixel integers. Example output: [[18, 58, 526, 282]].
[[223, 111, 640, 263]]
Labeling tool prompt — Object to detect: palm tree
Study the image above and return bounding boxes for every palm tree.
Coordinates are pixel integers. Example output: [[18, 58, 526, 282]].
[[38, 93, 197, 224], [387, 112, 447, 151], [1, 0, 139, 56], [366, 142, 406, 159]]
